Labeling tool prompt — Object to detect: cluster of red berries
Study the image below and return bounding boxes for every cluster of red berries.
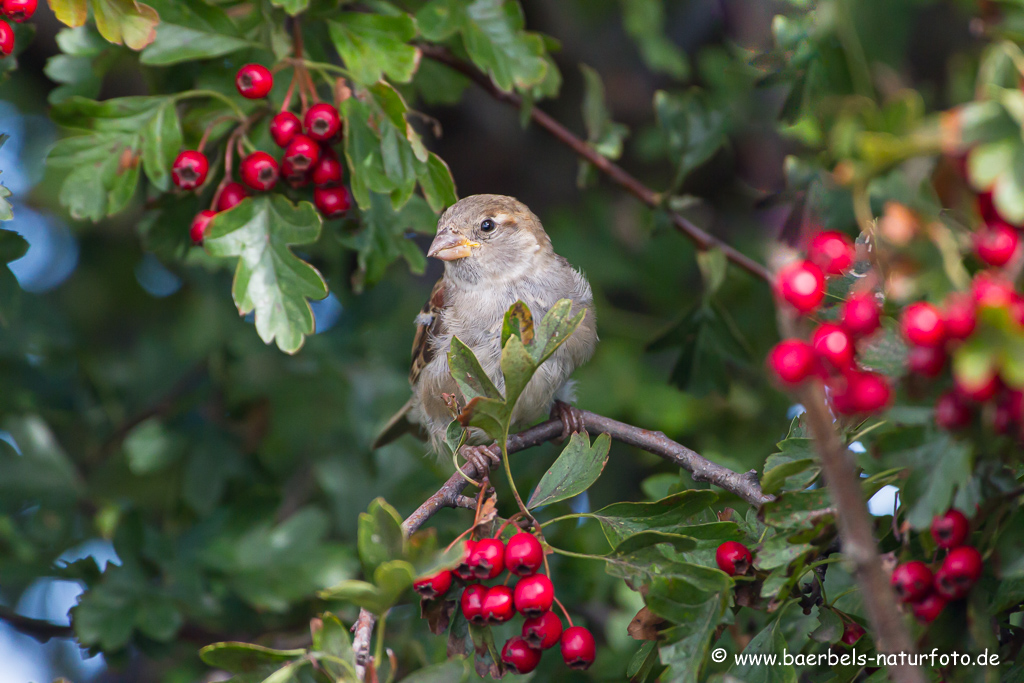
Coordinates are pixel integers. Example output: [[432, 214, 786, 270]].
[[890, 509, 981, 623], [768, 231, 892, 415], [0, 0, 37, 57], [179, 64, 351, 245], [413, 532, 596, 674]]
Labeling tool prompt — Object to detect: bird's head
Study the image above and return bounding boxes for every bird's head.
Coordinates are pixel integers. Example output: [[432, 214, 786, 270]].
[[428, 194, 552, 284]]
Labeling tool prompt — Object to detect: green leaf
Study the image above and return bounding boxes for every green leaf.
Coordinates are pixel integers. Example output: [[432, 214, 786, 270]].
[[650, 576, 728, 682], [341, 192, 436, 291], [528, 298, 587, 365], [45, 26, 113, 104], [809, 606, 843, 644], [269, 0, 309, 16], [761, 437, 818, 495], [418, 153, 458, 212], [619, 0, 688, 79], [729, 618, 798, 683], [761, 489, 834, 529], [527, 432, 610, 509], [139, 98, 181, 191], [448, 336, 503, 402], [141, 0, 251, 65], [898, 434, 973, 529], [203, 195, 327, 354], [91, 0, 160, 50], [468, 623, 502, 678], [591, 490, 719, 546], [753, 536, 814, 571], [52, 0, 89, 27], [358, 497, 405, 575], [123, 417, 182, 474], [329, 14, 418, 86], [311, 614, 358, 680], [577, 64, 628, 187], [400, 658, 469, 682], [609, 530, 696, 557], [0, 228, 25, 327], [654, 89, 728, 186], [199, 641, 306, 673], [0, 415, 82, 503], [319, 560, 415, 615]]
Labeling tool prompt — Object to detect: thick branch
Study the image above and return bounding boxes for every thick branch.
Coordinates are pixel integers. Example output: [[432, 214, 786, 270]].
[[0, 606, 74, 642], [419, 44, 773, 284], [798, 384, 923, 683]]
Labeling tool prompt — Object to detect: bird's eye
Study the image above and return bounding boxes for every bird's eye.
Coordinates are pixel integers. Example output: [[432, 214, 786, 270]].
[[480, 219, 496, 233]]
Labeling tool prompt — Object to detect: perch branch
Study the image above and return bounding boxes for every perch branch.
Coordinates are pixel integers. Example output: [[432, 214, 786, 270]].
[[419, 44, 773, 284], [352, 408, 773, 678], [0, 606, 74, 642]]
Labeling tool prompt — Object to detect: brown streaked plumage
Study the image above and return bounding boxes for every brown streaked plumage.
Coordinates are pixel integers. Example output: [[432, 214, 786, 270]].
[[373, 194, 598, 471]]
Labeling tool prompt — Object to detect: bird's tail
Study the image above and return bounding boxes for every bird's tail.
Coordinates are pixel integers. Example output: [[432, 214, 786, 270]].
[[371, 397, 426, 449]]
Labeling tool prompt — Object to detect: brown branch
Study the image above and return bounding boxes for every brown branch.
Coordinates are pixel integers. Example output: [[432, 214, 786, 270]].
[[0, 606, 74, 642], [797, 383, 923, 683], [352, 409, 773, 677], [418, 44, 773, 284]]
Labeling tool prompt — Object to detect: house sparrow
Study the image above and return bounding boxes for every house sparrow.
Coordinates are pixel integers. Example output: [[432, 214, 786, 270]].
[[373, 194, 598, 475]]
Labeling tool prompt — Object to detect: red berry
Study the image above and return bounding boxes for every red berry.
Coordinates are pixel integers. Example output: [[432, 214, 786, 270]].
[[808, 231, 855, 275], [304, 103, 342, 142], [284, 134, 320, 172], [513, 574, 554, 618], [777, 260, 826, 314], [468, 538, 505, 580], [505, 532, 544, 577], [413, 570, 453, 600], [994, 390, 1024, 435], [811, 323, 855, 371], [2, 0, 36, 22], [935, 391, 972, 430], [978, 191, 1000, 224], [460, 584, 487, 625], [943, 293, 977, 340], [0, 19, 11, 56], [931, 510, 969, 550], [973, 272, 1015, 309], [907, 345, 946, 377], [934, 546, 982, 599], [841, 293, 881, 338], [190, 210, 217, 245], [975, 222, 1019, 266], [311, 153, 344, 187], [840, 622, 865, 646], [954, 370, 999, 402], [240, 151, 279, 191], [501, 636, 541, 674], [171, 150, 209, 190], [834, 371, 891, 415], [560, 626, 597, 670], [270, 111, 303, 148], [900, 302, 945, 348], [454, 540, 476, 581], [715, 541, 752, 576], [236, 64, 273, 99], [911, 592, 947, 623], [891, 561, 933, 603], [522, 611, 562, 650], [314, 186, 351, 219], [216, 182, 249, 212], [767, 339, 817, 385], [281, 158, 310, 188], [481, 585, 515, 624]]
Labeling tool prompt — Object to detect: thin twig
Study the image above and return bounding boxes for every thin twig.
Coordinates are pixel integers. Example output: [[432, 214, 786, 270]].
[[0, 606, 74, 642], [418, 44, 773, 284]]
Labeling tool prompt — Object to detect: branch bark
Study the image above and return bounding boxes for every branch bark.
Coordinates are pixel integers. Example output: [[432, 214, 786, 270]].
[[351, 409, 773, 678], [418, 44, 773, 284]]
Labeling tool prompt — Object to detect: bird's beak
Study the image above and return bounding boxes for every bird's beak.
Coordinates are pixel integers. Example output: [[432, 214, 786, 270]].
[[428, 231, 480, 261]]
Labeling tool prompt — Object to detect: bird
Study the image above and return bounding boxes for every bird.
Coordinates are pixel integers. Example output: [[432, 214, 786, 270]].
[[372, 194, 598, 476]]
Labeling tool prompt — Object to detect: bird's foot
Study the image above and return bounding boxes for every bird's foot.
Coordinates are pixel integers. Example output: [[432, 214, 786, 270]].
[[551, 400, 586, 441], [459, 444, 501, 479]]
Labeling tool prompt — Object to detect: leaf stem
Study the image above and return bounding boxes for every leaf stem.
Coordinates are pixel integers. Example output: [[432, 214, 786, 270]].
[[373, 611, 387, 673], [176, 90, 247, 122], [538, 512, 594, 529], [500, 430, 531, 520]]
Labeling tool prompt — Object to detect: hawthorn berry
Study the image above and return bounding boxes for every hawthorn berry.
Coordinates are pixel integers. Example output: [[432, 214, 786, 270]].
[[460, 584, 487, 624], [777, 259, 825, 314], [911, 592, 947, 623], [454, 540, 476, 581], [934, 546, 982, 599], [808, 230, 855, 275], [715, 541, 752, 576], [190, 210, 217, 245], [505, 532, 544, 577], [481, 585, 516, 624], [954, 370, 999, 403], [314, 186, 351, 218], [841, 293, 881, 338], [216, 182, 249, 212], [767, 339, 817, 385], [522, 611, 563, 650], [270, 111, 302, 148], [2, 0, 35, 22], [281, 158, 310, 188], [840, 622, 865, 646], [240, 151, 279, 191], [974, 222, 1019, 267], [171, 150, 209, 190], [236, 64, 273, 99], [835, 371, 891, 415], [907, 345, 946, 378], [943, 293, 977, 340], [468, 538, 505, 580], [890, 561, 933, 602], [900, 302, 945, 348], [931, 510, 969, 550], [284, 134, 320, 172], [994, 390, 1023, 435], [501, 636, 541, 674], [304, 103, 341, 142], [977, 190, 999, 224], [973, 272, 1015, 309], [935, 391, 972, 430], [560, 626, 597, 670], [0, 20, 11, 57], [413, 570, 453, 600], [513, 574, 554, 618], [811, 323, 855, 371], [311, 153, 344, 188]]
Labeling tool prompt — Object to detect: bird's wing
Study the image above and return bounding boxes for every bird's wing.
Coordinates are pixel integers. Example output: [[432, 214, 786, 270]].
[[371, 278, 446, 449]]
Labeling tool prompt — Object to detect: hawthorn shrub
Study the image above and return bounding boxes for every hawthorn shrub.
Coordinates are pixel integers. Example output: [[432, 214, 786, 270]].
[[2, 1, 1024, 682]]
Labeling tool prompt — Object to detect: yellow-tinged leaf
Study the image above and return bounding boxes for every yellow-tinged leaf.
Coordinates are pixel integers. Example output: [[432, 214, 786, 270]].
[[50, 0, 88, 27], [91, 0, 159, 50]]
